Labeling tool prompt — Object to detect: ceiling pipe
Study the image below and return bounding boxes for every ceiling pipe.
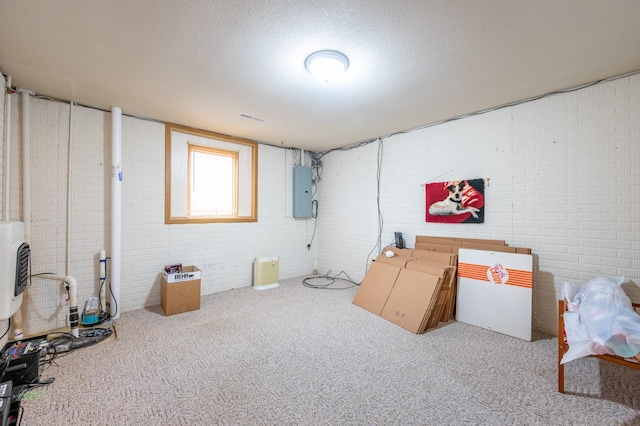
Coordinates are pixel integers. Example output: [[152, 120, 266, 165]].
[[110, 106, 122, 319]]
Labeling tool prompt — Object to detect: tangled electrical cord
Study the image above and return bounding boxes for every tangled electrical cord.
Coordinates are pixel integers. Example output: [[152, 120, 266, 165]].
[[46, 328, 113, 355], [0, 326, 113, 426], [0, 342, 58, 426], [302, 270, 359, 290]]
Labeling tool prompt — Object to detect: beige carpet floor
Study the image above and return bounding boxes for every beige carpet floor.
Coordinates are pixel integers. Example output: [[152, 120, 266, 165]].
[[18, 276, 640, 425]]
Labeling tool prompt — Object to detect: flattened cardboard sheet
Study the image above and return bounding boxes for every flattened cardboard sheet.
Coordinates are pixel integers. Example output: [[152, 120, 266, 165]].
[[460, 242, 517, 253], [412, 249, 457, 266], [406, 261, 456, 327], [352, 262, 401, 316], [380, 269, 441, 334], [381, 246, 414, 258], [374, 255, 410, 268], [414, 242, 458, 253], [415, 236, 505, 246]]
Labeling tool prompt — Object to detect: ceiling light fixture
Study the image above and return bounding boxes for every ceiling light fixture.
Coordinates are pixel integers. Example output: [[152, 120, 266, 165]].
[[304, 50, 349, 83]]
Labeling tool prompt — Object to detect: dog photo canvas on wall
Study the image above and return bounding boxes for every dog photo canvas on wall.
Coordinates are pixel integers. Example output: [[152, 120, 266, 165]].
[[425, 179, 485, 223]]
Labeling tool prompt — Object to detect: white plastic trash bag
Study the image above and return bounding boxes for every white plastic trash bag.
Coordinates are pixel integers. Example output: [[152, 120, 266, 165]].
[[561, 276, 640, 364]]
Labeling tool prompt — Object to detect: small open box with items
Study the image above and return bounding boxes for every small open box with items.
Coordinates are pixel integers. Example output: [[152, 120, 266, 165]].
[[161, 264, 201, 316]]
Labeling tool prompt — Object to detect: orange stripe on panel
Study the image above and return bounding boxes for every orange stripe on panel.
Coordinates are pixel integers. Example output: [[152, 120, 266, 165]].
[[458, 262, 532, 288]]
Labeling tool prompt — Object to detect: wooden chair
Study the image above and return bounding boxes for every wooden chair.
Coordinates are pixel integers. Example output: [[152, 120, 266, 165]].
[[558, 299, 640, 393]]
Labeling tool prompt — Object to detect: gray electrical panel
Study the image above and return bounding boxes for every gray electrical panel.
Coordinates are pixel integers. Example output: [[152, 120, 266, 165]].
[[293, 166, 312, 217]]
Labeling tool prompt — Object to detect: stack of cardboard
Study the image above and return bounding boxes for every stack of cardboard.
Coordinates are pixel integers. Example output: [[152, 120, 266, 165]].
[[412, 236, 532, 320], [353, 236, 532, 334], [414, 235, 531, 255], [352, 248, 457, 334]]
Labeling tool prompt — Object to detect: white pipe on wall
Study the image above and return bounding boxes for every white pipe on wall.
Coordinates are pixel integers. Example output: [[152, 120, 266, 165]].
[[66, 102, 74, 275], [21, 91, 31, 242], [99, 248, 106, 312], [5, 79, 24, 341], [43, 275, 79, 337], [110, 107, 122, 319], [11, 90, 33, 341], [0, 72, 6, 348], [3, 74, 11, 221]]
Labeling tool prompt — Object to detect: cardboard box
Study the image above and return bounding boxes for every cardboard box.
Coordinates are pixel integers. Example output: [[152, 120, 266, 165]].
[[162, 265, 202, 283], [161, 266, 201, 315]]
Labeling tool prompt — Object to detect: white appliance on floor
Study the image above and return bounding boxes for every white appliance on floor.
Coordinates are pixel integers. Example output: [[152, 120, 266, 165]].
[[253, 255, 279, 290]]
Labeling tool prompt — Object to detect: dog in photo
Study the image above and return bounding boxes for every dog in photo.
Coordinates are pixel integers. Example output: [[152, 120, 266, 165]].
[[428, 180, 480, 218]]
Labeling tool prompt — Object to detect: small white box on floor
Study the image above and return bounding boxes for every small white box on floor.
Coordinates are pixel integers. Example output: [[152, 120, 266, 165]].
[[253, 255, 279, 290]]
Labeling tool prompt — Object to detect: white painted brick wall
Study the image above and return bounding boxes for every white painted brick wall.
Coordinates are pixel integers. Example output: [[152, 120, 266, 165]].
[[317, 74, 640, 335], [315, 144, 381, 281], [5, 99, 315, 336], [8, 97, 73, 336], [0, 76, 5, 348], [2, 74, 639, 338], [0, 76, 4, 218]]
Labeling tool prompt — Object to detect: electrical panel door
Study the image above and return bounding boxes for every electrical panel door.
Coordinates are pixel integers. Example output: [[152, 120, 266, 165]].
[[293, 166, 312, 217]]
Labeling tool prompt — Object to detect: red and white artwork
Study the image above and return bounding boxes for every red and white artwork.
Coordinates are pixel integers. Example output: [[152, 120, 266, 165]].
[[425, 179, 485, 223]]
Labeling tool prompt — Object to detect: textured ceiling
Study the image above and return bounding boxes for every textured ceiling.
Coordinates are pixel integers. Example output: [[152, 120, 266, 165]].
[[1, 1, 640, 152]]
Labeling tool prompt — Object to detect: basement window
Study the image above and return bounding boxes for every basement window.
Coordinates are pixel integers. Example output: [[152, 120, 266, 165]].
[[165, 123, 258, 223]]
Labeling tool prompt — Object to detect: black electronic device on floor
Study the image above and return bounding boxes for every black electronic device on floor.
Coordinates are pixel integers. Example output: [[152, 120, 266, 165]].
[[0, 381, 12, 426], [1, 337, 49, 426], [1, 338, 45, 387]]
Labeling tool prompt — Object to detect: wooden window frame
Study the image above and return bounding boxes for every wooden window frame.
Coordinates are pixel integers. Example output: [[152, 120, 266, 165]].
[[165, 123, 258, 224], [187, 144, 239, 217]]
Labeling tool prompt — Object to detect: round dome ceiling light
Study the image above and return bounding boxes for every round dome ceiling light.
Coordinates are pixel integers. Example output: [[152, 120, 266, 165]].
[[304, 50, 349, 83]]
